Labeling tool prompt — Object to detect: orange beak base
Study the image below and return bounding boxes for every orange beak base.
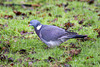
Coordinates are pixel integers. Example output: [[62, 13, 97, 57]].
[[28, 25, 30, 27]]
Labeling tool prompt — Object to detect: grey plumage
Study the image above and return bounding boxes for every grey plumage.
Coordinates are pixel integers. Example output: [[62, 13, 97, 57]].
[[29, 20, 87, 47]]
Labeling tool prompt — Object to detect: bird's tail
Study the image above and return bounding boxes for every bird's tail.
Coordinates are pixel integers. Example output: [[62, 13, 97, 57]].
[[70, 35, 87, 38]]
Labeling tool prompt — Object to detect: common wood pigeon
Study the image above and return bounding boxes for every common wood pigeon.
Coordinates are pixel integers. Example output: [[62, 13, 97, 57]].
[[28, 20, 87, 47]]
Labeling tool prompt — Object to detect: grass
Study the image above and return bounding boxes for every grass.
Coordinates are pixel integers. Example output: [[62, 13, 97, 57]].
[[0, 0, 100, 67]]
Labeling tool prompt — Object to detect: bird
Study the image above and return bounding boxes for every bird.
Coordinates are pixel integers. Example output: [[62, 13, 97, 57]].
[[28, 20, 87, 47]]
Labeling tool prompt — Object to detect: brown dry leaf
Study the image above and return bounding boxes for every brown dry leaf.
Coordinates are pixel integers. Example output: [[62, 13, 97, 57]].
[[56, 15, 62, 18], [17, 59, 22, 63], [4, 15, 13, 19], [69, 49, 81, 57], [79, 19, 84, 24], [94, 28, 100, 32], [48, 56, 55, 62], [29, 12, 32, 15], [97, 31, 100, 37], [28, 61, 33, 67], [50, 63, 58, 67], [98, 14, 100, 16], [77, 37, 96, 42], [88, 0, 94, 5], [0, 24, 3, 27], [2, 36, 4, 39], [48, 13, 52, 17], [56, 3, 62, 7], [86, 57, 89, 59], [94, 28, 100, 37], [64, 8, 71, 13], [13, 10, 27, 16], [64, 21, 74, 30], [70, 43, 80, 48], [90, 56, 94, 58], [38, 13, 46, 17], [45, 8, 50, 11], [13, 10, 22, 16], [10, 63, 14, 66], [24, 57, 31, 62], [66, 57, 72, 62], [32, 4, 41, 7], [64, 2, 69, 8], [19, 49, 26, 54], [78, 27, 83, 31], [36, 11, 40, 14], [86, 56, 94, 59], [8, 57, 13, 62], [73, 15, 79, 20], [49, 18, 58, 23], [20, 31, 33, 35], [0, 54, 7, 61]]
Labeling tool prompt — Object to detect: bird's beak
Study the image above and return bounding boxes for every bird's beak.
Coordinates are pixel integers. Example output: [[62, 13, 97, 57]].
[[28, 24, 31, 27], [28, 25, 30, 27]]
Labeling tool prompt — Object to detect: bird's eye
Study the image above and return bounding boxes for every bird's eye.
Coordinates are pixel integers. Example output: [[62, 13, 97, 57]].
[[28, 22, 30, 24]]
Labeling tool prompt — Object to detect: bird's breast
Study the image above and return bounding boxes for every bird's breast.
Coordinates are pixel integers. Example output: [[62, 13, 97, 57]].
[[47, 40, 62, 47]]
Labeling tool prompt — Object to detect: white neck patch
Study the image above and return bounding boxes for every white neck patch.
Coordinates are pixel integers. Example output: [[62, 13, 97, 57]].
[[36, 25, 42, 30]]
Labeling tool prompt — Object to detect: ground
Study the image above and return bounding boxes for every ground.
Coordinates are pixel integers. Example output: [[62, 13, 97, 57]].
[[0, 0, 100, 67]]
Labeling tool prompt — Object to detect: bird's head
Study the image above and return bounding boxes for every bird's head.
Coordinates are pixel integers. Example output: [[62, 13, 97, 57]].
[[28, 20, 41, 28]]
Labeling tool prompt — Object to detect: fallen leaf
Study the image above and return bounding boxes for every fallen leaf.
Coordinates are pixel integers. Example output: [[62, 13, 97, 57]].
[[8, 57, 13, 62], [79, 19, 84, 24], [13, 10, 22, 16], [48, 56, 55, 62], [64, 64, 72, 67], [64, 8, 71, 12], [56, 15, 62, 18], [86, 57, 89, 59], [29, 12, 32, 15], [88, 0, 94, 5], [73, 15, 78, 20], [77, 37, 96, 42], [63, 2, 69, 7], [32, 57, 34, 60], [95, 10, 99, 13], [32, 4, 41, 7], [36, 11, 40, 14], [10, 63, 14, 66], [66, 57, 72, 62], [28, 61, 33, 67], [90, 56, 94, 58], [24, 57, 31, 62], [17, 59, 22, 63], [0, 54, 7, 61], [20, 31, 28, 35], [48, 13, 52, 17], [45, 8, 50, 11], [69, 49, 81, 57], [70, 43, 80, 48], [86, 56, 94, 59], [33, 59, 40, 63], [4, 15, 13, 19], [78, 27, 83, 31], [97, 31, 100, 37], [56, 3, 62, 7], [0, 65, 4, 67], [98, 14, 100, 16], [50, 18, 58, 23], [0, 24, 3, 27], [20, 31, 34, 35], [64, 21, 74, 30], [22, 13, 26, 16], [19, 49, 26, 54]]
